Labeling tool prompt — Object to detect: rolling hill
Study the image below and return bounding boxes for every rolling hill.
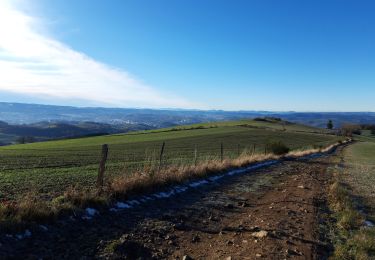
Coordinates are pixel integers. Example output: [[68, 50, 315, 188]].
[[0, 118, 341, 202]]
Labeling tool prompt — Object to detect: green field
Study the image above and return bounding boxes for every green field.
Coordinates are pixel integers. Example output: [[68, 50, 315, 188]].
[[343, 131, 375, 220], [0, 119, 340, 201]]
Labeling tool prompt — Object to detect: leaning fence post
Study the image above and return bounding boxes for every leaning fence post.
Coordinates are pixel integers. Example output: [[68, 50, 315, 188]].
[[159, 141, 165, 168], [97, 144, 109, 192], [220, 142, 224, 162]]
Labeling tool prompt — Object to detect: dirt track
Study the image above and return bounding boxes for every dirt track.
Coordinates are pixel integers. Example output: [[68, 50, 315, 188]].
[[0, 153, 337, 259]]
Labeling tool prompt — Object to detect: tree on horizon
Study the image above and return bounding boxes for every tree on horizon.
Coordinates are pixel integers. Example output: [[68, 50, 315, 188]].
[[327, 120, 333, 130]]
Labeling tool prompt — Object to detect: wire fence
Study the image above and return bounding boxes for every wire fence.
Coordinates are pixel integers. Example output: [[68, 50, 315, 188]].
[[0, 132, 336, 176], [0, 141, 271, 172], [0, 137, 339, 202]]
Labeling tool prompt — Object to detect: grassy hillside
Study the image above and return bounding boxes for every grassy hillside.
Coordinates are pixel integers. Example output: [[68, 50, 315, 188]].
[[343, 132, 375, 219], [0, 119, 340, 201], [329, 132, 375, 259], [0, 120, 155, 145]]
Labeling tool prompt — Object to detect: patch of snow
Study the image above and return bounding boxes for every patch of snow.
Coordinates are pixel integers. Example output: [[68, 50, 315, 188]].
[[365, 220, 375, 227], [39, 225, 48, 231], [24, 230, 31, 237], [174, 186, 188, 193], [158, 192, 172, 198], [227, 170, 240, 176], [209, 175, 224, 181], [116, 202, 132, 209], [128, 200, 140, 205], [16, 230, 32, 240], [189, 180, 209, 188], [226, 170, 235, 176], [236, 169, 247, 174], [153, 193, 163, 199], [85, 208, 98, 217]]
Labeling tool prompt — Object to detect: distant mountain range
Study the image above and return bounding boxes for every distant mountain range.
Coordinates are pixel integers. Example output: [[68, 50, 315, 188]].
[[0, 102, 268, 127], [0, 102, 374, 145]]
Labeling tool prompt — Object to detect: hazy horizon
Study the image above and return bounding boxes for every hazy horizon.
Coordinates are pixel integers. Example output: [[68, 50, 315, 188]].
[[1, 100, 375, 114]]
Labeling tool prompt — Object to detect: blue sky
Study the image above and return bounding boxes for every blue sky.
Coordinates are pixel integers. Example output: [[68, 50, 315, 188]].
[[0, 0, 374, 111]]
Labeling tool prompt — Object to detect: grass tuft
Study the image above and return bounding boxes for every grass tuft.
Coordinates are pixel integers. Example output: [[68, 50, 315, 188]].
[[64, 187, 109, 208], [332, 229, 375, 260]]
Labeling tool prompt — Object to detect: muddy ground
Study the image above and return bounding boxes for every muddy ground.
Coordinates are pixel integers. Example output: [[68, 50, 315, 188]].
[[0, 152, 338, 259]]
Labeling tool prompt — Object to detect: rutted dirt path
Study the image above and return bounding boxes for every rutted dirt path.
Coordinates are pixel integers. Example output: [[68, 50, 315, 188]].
[[1, 154, 336, 259]]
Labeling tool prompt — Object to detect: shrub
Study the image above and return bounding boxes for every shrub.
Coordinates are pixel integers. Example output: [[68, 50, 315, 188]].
[[266, 141, 290, 155], [254, 117, 267, 122], [340, 124, 362, 137], [327, 120, 334, 130]]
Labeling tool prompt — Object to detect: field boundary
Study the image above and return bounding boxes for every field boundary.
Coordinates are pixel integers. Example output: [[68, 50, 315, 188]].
[[0, 139, 351, 235], [107, 140, 349, 210]]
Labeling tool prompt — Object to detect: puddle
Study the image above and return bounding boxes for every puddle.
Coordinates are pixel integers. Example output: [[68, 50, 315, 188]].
[[364, 220, 375, 227]]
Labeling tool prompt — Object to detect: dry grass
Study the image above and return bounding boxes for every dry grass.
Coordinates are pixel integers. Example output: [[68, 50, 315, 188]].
[[329, 178, 364, 231], [329, 181, 354, 212], [0, 194, 57, 232], [109, 140, 351, 200], [110, 153, 278, 199], [63, 187, 109, 208], [328, 156, 375, 259], [0, 140, 348, 230], [288, 141, 343, 158], [332, 229, 375, 260]]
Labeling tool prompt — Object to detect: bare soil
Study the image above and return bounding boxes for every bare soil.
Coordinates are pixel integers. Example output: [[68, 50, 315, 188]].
[[0, 153, 336, 259]]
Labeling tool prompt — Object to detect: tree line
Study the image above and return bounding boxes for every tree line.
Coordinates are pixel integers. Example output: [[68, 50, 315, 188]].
[[326, 120, 375, 137]]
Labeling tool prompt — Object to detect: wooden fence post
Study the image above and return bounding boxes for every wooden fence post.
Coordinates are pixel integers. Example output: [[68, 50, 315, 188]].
[[220, 142, 224, 162], [194, 145, 198, 166], [97, 144, 109, 191], [159, 141, 165, 168], [253, 144, 256, 155]]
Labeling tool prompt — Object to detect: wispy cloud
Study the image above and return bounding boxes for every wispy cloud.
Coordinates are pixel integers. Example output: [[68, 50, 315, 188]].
[[0, 0, 196, 108]]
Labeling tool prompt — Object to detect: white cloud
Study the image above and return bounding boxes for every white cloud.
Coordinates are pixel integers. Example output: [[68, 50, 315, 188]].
[[0, 0, 196, 108]]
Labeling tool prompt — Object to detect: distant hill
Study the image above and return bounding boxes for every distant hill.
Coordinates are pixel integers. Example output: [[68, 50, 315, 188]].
[[0, 102, 267, 127], [0, 120, 154, 145], [0, 102, 375, 145]]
